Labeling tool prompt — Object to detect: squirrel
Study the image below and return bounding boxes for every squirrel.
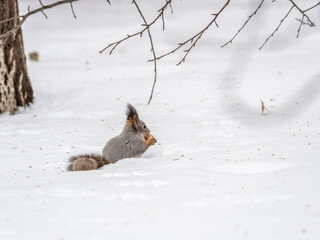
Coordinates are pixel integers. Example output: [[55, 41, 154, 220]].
[[68, 103, 157, 171]]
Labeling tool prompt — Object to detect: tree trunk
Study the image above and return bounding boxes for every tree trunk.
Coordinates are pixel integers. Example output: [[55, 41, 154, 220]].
[[0, 0, 33, 114]]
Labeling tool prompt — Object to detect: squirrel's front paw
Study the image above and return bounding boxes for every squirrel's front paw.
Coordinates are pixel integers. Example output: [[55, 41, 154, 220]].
[[145, 134, 157, 145]]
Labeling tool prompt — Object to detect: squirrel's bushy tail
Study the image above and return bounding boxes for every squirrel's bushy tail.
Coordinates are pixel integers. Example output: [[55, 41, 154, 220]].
[[68, 154, 111, 171]]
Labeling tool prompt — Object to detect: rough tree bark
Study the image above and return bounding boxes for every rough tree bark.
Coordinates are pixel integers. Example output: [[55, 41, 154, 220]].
[[0, 0, 33, 114]]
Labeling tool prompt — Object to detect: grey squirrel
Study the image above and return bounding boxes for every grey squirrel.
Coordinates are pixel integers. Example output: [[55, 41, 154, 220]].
[[68, 104, 157, 171]]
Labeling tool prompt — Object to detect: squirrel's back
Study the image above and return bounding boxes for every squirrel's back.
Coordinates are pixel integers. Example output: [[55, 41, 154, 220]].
[[102, 127, 147, 164]]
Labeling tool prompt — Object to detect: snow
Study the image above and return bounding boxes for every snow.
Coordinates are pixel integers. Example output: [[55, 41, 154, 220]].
[[1, 0, 320, 239]]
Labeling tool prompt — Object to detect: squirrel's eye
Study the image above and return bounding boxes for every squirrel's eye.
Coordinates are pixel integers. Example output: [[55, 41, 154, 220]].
[[143, 125, 146, 130]]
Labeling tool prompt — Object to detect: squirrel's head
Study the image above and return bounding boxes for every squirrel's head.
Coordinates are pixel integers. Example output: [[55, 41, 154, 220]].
[[126, 103, 150, 137]]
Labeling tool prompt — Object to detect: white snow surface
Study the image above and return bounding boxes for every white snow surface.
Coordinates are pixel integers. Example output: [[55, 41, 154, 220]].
[[1, 0, 320, 239]]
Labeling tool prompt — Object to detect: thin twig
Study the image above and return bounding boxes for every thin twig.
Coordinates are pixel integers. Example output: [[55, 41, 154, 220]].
[[295, 17, 309, 25], [99, 0, 172, 54], [161, 10, 165, 30], [169, 1, 173, 13], [260, 100, 265, 115], [149, 0, 231, 65], [259, 5, 294, 50], [70, 2, 77, 19], [0, 0, 79, 40], [131, 0, 158, 104], [39, 0, 48, 19], [221, 0, 264, 48], [296, 15, 304, 38]]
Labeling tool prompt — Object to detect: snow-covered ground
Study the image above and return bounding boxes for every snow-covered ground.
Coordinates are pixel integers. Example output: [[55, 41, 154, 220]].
[[1, 0, 320, 239]]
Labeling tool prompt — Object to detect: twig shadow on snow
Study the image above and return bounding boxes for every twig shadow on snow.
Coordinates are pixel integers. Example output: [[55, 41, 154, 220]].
[[220, 3, 320, 128], [221, 72, 320, 128]]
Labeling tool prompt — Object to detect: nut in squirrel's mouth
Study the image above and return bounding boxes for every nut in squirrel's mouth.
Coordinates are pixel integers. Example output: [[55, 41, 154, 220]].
[[145, 133, 154, 140]]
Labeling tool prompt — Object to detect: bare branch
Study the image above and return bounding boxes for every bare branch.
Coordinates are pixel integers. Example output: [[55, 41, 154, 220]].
[[99, 32, 141, 55], [288, 0, 315, 26], [99, 0, 172, 54], [221, 0, 264, 48], [149, 0, 231, 65], [304, 1, 320, 12], [131, 0, 158, 104], [292, 1, 319, 38], [0, 0, 79, 40], [259, 5, 294, 50]]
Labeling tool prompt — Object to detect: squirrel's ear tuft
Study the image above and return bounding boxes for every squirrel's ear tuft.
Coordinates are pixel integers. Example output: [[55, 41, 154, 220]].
[[126, 103, 139, 120], [126, 103, 139, 129]]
